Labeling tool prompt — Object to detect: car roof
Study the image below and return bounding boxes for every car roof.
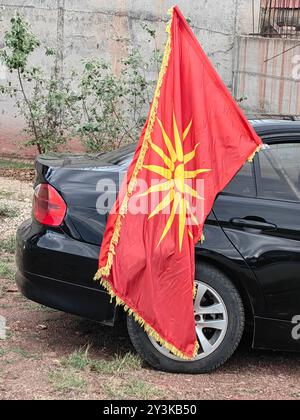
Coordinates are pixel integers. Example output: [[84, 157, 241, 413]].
[[250, 119, 300, 139], [103, 119, 300, 161]]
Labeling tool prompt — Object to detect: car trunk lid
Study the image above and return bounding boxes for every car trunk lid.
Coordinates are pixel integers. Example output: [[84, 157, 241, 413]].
[[34, 146, 135, 246]]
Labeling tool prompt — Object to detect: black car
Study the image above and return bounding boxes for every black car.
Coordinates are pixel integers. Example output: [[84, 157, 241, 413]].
[[16, 120, 300, 374]]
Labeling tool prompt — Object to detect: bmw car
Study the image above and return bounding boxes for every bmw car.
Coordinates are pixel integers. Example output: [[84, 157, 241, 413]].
[[15, 119, 300, 374]]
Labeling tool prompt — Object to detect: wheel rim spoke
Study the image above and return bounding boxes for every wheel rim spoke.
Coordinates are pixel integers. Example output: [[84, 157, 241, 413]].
[[197, 319, 227, 331], [194, 283, 207, 309], [197, 303, 225, 316], [196, 327, 213, 353]]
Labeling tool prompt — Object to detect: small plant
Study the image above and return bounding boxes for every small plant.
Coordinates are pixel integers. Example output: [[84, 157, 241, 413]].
[[49, 370, 86, 392], [61, 345, 142, 374], [61, 345, 90, 371], [0, 191, 13, 199], [0, 348, 6, 358], [0, 236, 16, 254], [0, 261, 15, 281], [72, 24, 163, 152], [0, 203, 18, 218], [0, 15, 166, 154], [74, 54, 151, 152], [89, 352, 142, 374], [0, 14, 75, 154], [236, 95, 248, 104]]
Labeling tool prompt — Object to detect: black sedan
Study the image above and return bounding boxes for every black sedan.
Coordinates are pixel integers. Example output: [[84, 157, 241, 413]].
[[16, 119, 300, 374]]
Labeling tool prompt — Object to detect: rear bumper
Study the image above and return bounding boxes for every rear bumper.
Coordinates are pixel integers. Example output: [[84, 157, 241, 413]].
[[16, 220, 116, 325], [15, 270, 115, 325]]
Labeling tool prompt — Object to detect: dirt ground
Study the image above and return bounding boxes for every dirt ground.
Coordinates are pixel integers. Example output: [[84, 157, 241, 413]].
[[0, 175, 300, 401]]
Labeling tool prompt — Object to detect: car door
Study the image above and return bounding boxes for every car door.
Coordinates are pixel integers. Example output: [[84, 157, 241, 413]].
[[213, 138, 300, 321]]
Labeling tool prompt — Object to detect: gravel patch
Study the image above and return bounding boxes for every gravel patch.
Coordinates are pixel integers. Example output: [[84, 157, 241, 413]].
[[0, 177, 33, 241]]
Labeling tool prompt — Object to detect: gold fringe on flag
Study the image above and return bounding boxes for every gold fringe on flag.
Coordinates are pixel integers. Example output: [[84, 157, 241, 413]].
[[95, 7, 174, 280], [247, 144, 262, 163], [97, 277, 200, 360], [94, 7, 200, 360]]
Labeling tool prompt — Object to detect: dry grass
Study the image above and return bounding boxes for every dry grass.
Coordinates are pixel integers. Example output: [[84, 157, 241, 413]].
[[0, 261, 15, 282], [0, 236, 16, 254], [0, 159, 33, 170], [102, 377, 166, 400], [61, 345, 142, 374], [0, 203, 19, 219], [49, 370, 87, 393]]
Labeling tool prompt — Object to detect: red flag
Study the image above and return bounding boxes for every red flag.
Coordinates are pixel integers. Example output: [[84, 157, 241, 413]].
[[95, 6, 262, 359]]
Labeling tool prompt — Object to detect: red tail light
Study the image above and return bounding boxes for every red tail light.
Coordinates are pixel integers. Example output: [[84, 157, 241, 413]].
[[33, 184, 67, 227]]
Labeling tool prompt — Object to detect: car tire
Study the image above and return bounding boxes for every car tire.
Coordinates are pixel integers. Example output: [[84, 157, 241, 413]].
[[127, 262, 245, 374]]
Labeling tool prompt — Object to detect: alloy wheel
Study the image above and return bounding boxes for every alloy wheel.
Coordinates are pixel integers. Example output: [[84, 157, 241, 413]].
[[148, 281, 229, 361]]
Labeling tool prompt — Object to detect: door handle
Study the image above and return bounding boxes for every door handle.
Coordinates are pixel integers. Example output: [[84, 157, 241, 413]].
[[230, 218, 277, 231]]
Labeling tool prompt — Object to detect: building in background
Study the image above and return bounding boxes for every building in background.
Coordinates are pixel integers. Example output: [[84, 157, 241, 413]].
[[260, 0, 300, 38], [235, 0, 300, 119], [0, 0, 299, 156]]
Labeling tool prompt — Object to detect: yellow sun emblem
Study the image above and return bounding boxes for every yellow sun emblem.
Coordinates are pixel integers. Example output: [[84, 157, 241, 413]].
[[141, 112, 211, 251]]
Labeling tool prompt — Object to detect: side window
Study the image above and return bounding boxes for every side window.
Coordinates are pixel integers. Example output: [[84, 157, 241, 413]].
[[258, 143, 300, 202], [223, 161, 256, 197]]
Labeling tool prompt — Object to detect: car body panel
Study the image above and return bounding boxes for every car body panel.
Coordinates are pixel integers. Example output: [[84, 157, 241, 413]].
[[16, 220, 116, 325], [15, 120, 300, 353], [214, 133, 300, 323], [254, 317, 300, 352], [215, 194, 300, 321]]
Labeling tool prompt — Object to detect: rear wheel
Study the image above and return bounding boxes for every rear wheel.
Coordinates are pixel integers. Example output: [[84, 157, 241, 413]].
[[127, 263, 245, 374]]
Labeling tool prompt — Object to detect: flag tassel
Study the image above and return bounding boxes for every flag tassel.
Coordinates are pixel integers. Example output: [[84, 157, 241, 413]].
[[247, 145, 262, 163], [96, 7, 174, 281], [94, 271, 199, 360], [94, 7, 201, 361]]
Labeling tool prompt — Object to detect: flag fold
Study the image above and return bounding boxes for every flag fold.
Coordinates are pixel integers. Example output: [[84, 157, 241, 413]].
[[95, 6, 262, 359]]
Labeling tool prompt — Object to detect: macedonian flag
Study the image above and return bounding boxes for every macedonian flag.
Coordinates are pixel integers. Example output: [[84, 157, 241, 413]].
[[95, 6, 262, 359]]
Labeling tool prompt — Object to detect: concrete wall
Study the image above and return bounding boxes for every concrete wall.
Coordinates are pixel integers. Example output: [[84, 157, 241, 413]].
[[0, 0, 260, 156], [234, 36, 300, 116]]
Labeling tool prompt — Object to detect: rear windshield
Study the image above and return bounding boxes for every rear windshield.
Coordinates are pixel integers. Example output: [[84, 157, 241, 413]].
[[102, 144, 136, 165]]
